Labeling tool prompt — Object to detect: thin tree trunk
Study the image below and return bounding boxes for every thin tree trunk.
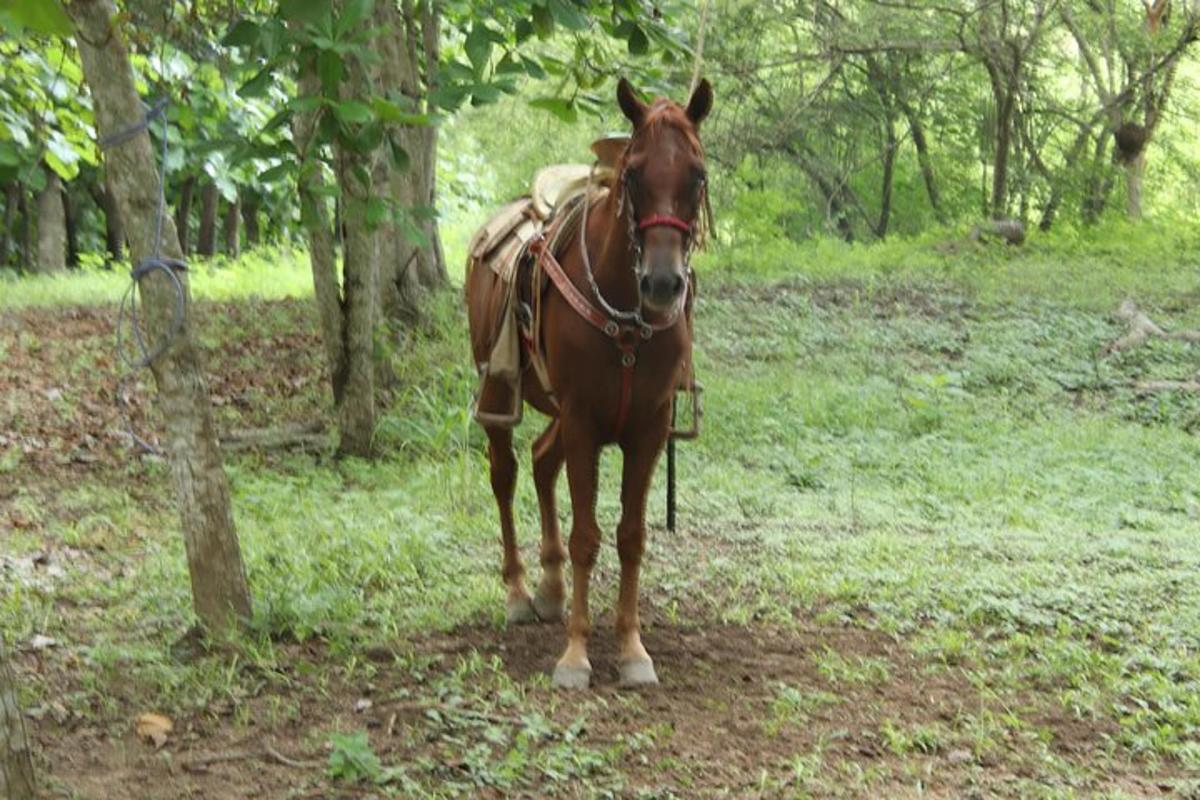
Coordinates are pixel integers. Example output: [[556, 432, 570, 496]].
[[991, 89, 1016, 219], [175, 175, 194, 256], [88, 176, 125, 263], [222, 193, 240, 257], [0, 182, 16, 267], [35, 168, 67, 273], [0, 643, 35, 800], [901, 102, 944, 222], [241, 195, 260, 246], [197, 181, 218, 257], [69, 0, 252, 633], [877, 112, 897, 238], [1125, 154, 1145, 219], [65, 183, 80, 268], [293, 65, 348, 408], [17, 190, 31, 273]]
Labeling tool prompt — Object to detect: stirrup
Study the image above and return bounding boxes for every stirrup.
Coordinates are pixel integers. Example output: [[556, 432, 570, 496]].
[[472, 369, 523, 429], [669, 380, 703, 440]]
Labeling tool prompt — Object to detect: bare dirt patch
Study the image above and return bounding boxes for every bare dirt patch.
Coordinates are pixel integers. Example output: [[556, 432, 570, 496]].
[[29, 618, 1176, 799]]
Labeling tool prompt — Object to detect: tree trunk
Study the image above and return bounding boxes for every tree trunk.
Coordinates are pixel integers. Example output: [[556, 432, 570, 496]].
[[0, 182, 17, 267], [175, 175, 194, 256], [902, 103, 944, 223], [990, 89, 1016, 219], [293, 64, 349, 408], [332, 7, 379, 457], [0, 644, 35, 800], [17, 190, 31, 273], [1125, 153, 1145, 219], [373, 0, 423, 323], [241, 195, 260, 246], [196, 181, 218, 257], [88, 175, 125, 263], [64, 184, 80, 268], [35, 168, 67, 273], [69, 0, 252, 633], [222, 193, 240, 257]]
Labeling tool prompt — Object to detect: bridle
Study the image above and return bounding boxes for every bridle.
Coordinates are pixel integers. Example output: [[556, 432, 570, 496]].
[[577, 148, 709, 330]]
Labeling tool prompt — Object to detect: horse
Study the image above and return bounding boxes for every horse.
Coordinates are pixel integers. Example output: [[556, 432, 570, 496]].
[[465, 77, 713, 689]]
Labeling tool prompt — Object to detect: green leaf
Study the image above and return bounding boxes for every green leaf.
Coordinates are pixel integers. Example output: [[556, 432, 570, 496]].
[[222, 20, 260, 48], [371, 99, 428, 126], [0, 141, 22, 168], [522, 57, 547, 80], [279, 0, 333, 27], [470, 83, 501, 106], [335, 0, 374, 36], [334, 100, 374, 125], [627, 25, 648, 55], [529, 97, 576, 123], [465, 24, 492, 74], [549, 0, 588, 31], [531, 3, 554, 38], [318, 50, 344, 92], [365, 197, 388, 228], [238, 67, 274, 99], [0, 0, 71, 36], [514, 18, 534, 43]]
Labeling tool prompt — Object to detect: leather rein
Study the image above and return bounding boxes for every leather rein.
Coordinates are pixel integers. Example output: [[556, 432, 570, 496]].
[[528, 165, 705, 439]]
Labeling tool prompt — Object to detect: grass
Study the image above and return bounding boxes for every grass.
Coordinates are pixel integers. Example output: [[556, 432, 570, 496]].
[[5, 229, 1200, 796], [0, 245, 313, 308]]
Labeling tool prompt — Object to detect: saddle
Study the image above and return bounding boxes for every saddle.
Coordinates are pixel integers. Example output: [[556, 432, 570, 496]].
[[467, 139, 623, 427]]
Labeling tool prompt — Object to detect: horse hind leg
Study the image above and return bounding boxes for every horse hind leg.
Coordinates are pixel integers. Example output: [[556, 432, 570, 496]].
[[485, 424, 536, 624], [531, 419, 566, 621]]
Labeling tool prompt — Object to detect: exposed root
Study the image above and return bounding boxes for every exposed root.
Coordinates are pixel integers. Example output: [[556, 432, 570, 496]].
[[181, 745, 320, 773], [1104, 299, 1200, 356], [219, 421, 327, 452]]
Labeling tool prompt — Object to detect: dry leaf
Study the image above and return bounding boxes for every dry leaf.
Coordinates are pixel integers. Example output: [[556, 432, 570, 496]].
[[136, 712, 174, 748]]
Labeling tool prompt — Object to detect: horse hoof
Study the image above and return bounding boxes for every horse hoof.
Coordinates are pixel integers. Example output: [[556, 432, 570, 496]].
[[552, 663, 592, 690], [618, 659, 659, 688], [532, 591, 564, 622], [506, 597, 538, 625]]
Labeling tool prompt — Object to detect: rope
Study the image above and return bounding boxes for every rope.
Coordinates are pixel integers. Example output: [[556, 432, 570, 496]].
[[101, 96, 188, 454], [689, 0, 711, 96]]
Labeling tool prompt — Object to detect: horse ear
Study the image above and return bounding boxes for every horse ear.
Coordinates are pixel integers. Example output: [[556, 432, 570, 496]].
[[686, 78, 713, 126], [617, 77, 648, 128]]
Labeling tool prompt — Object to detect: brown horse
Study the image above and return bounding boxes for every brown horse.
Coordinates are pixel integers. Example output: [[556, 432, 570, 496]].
[[466, 78, 712, 689]]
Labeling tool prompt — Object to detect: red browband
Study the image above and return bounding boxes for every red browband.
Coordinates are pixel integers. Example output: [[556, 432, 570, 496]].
[[637, 214, 692, 234]]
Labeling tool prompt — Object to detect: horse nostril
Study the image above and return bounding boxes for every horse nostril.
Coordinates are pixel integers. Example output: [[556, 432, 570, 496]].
[[640, 275, 652, 295], [671, 275, 684, 296]]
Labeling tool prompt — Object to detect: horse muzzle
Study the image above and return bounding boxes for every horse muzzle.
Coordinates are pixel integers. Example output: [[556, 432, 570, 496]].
[[639, 271, 686, 312]]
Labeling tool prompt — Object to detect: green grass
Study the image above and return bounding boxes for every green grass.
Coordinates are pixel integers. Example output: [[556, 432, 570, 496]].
[[6, 230, 1200, 795], [0, 245, 313, 308]]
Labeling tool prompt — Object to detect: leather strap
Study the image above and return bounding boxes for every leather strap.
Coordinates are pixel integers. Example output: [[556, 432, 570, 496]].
[[531, 226, 687, 438]]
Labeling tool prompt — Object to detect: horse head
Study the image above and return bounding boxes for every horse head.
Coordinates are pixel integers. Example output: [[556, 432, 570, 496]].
[[615, 77, 712, 315]]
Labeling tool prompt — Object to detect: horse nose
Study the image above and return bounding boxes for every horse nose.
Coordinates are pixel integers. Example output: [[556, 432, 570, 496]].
[[641, 272, 684, 302]]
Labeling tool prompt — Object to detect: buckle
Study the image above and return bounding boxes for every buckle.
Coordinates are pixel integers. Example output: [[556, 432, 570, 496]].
[[603, 320, 619, 337]]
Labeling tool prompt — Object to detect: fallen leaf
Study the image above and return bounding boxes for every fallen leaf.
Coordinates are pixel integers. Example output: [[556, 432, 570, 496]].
[[136, 712, 174, 748], [27, 635, 58, 651], [354, 698, 373, 713]]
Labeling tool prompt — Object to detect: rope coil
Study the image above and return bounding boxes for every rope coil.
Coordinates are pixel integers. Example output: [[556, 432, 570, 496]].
[[100, 97, 187, 454]]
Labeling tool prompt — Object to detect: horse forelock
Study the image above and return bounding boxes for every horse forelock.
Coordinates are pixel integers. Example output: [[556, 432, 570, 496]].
[[620, 99, 704, 169]]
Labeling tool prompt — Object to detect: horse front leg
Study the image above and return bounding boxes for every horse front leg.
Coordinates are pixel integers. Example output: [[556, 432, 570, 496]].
[[615, 409, 671, 687], [553, 420, 601, 689]]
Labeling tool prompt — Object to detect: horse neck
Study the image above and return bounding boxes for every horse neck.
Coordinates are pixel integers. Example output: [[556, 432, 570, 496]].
[[582, 190, 639, 311]]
